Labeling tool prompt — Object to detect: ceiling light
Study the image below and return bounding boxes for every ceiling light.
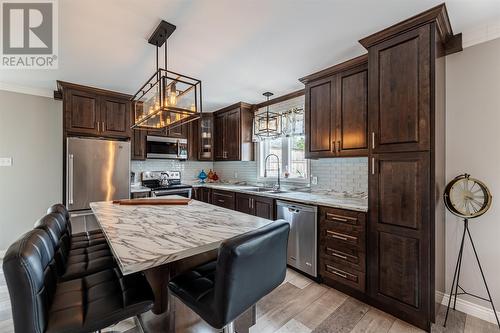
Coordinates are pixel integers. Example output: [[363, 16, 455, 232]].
[[254, 92, 282, 139], [131, 21, 202, 131]]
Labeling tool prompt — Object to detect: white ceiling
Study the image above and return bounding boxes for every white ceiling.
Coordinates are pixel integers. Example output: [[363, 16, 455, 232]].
[[1, 0, 499, 111]]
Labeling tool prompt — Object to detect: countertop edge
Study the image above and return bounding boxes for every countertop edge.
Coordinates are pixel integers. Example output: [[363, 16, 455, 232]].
[[191, 184, 368, 212]]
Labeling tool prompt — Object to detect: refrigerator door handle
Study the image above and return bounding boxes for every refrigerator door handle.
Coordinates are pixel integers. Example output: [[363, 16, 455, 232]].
[[68, 154, 74, 205]]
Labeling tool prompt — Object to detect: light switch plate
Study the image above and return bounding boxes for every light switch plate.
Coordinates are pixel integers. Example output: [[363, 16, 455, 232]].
[[0, 157, 13, 167], [311, 176, 318, 185]]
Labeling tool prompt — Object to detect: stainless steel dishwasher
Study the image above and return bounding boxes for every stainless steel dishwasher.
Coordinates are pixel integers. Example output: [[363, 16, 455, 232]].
[[276, 200, 317, 277]]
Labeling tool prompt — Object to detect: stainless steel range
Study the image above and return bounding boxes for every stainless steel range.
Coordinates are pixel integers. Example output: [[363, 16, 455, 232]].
[[141, 171, 192, 198]]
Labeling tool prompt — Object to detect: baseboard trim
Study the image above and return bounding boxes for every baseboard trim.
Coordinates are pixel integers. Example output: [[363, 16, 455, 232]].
[[0, 249, 6, 260], [436, 291, 500, 325]]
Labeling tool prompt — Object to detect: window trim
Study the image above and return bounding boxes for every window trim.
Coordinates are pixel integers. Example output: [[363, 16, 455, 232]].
[[256, 137, 310, 184]]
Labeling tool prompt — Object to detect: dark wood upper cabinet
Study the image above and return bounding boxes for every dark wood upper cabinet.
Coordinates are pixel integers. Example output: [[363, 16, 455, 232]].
[[336, 64, 368, 156], [193, 113, 214, 161], [100, 95, 131, 138], [214, 112, 225, 160], [213, 102, 254, 161], [167, 123, 187, 139], [59, 81, 132, 140], [65, 89, 100, 135], [367, 26, 430, 153], [300, 55, 368, 159], [131, 129, 146, 160]]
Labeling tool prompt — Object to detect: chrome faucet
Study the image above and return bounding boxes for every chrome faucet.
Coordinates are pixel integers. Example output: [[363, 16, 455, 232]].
[[264, 153, 280, 192]]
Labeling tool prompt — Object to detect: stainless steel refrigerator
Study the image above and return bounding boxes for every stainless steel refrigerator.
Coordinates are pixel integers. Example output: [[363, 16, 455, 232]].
[[66, 137, 130, 233]]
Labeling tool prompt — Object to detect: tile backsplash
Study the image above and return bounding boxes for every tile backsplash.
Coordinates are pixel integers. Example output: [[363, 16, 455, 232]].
[[132, 157, 368, 193], [131, 160, 213, 183], [310, 157, 368, 193]]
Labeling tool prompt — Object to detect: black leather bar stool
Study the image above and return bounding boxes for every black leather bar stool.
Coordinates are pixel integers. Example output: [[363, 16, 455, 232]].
[[3, 228, 154, 333], [35, 212, 115, 281], [168, 220, 290, 333], [47, 203, 107, 248]]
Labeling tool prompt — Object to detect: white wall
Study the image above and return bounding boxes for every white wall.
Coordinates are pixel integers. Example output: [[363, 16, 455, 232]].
[[445, 38, 500, 319], [0, 90, 62, 251]]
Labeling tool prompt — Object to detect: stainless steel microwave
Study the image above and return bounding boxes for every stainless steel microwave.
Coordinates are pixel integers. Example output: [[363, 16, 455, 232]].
[[146, 136, 188, 159]]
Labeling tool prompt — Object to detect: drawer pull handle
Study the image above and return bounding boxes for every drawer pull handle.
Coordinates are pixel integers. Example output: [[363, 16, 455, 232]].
[[326, 247, 347, 260], [326, 230, 357, 241], [326, 213, 357, 223], [326, 264, 348, 278], [217, 199, 225, 203]]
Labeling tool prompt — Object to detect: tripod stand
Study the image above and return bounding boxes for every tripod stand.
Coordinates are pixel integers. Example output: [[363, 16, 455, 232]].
[[444, 218, 500, 328]]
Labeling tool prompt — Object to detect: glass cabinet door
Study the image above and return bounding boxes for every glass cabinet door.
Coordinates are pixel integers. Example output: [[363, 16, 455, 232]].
[[199, 115, 213, 160]]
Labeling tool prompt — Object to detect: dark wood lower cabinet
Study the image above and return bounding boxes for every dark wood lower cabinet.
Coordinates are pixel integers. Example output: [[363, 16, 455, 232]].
[[235, 193, 275, 220], [368, 152, 430, 330], [212, 190, 235, 210], [235, 193, 253, 215], [253, 196, 274, 220], [319, 206, 366, 293]]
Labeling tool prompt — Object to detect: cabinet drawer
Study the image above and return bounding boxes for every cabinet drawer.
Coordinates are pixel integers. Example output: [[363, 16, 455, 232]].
[[212, 190, 235, 210], [320, 222, 365, 248], [320, 206, 365, 227], [320, 258, 365, 292], [320, 238, 365, 272]]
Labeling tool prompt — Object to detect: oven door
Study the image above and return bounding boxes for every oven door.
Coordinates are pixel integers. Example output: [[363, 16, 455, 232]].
[[146, 136, 187, 159], [152, 188, 192, 198]]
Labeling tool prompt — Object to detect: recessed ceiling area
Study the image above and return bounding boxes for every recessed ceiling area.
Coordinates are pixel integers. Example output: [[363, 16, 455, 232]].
[[1, 0, 499, 111]]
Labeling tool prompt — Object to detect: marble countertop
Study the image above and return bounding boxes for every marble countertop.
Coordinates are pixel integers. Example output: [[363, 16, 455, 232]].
[[191, 183, 368, 212], [90, 198, 273, 275]]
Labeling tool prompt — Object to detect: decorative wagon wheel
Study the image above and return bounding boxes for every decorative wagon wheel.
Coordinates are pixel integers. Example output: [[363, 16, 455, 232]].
[[443, 174, 499, 329], [443, 174, 492, 219]]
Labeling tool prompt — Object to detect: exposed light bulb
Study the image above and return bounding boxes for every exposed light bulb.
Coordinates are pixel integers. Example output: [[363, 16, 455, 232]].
[[169, 83, 177, 106]]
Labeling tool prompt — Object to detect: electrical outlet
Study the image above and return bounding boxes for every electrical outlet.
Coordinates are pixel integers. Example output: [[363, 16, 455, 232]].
[[311, 176, 318, 185], [234, 171, 238, 179], [0, 157, 12, 167]]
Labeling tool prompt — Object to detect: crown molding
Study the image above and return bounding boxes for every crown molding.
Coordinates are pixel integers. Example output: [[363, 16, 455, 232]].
[[359, 3, 454, 48]]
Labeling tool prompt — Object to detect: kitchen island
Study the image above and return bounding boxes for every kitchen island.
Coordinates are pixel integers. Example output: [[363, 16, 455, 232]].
[[90, 196, 274, 328]]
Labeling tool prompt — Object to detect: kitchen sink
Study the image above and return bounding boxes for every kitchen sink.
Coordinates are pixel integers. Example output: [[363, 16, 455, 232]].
[[246, 187, 288, 194]]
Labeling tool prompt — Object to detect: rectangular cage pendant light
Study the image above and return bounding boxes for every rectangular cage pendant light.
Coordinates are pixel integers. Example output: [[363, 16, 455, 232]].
[[131, 21, 202, 131], [254, 92, 282, 139]]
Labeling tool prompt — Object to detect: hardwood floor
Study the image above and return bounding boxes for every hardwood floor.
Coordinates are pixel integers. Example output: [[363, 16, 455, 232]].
[[0, 264, 497, 333]]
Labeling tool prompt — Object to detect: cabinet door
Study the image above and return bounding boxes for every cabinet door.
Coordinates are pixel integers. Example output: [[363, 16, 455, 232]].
[[131, 129, 146, 160], [253, 196, 274, 220], [65, 89, 100, 135], [214, 113, 226, 160], [369, 25, 430, 153], [305, 76, 336, 158], [368, 152, 430, 329], [99, 95, 131, 138], [337, 65, 368, 156], [235, 193, 253, 215], [167, 124, 187, 138], [225, 109, 241, 160], [201, 188, 212, 203], [198, 115, 214, 161]]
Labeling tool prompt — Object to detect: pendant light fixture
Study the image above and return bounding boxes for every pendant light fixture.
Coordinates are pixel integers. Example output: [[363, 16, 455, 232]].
[[131, 21, 202, 131], [254, 92, 282, 139]]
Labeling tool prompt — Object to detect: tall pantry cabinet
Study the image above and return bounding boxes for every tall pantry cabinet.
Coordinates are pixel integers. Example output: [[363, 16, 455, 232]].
[[359, 4, 459, 330]]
